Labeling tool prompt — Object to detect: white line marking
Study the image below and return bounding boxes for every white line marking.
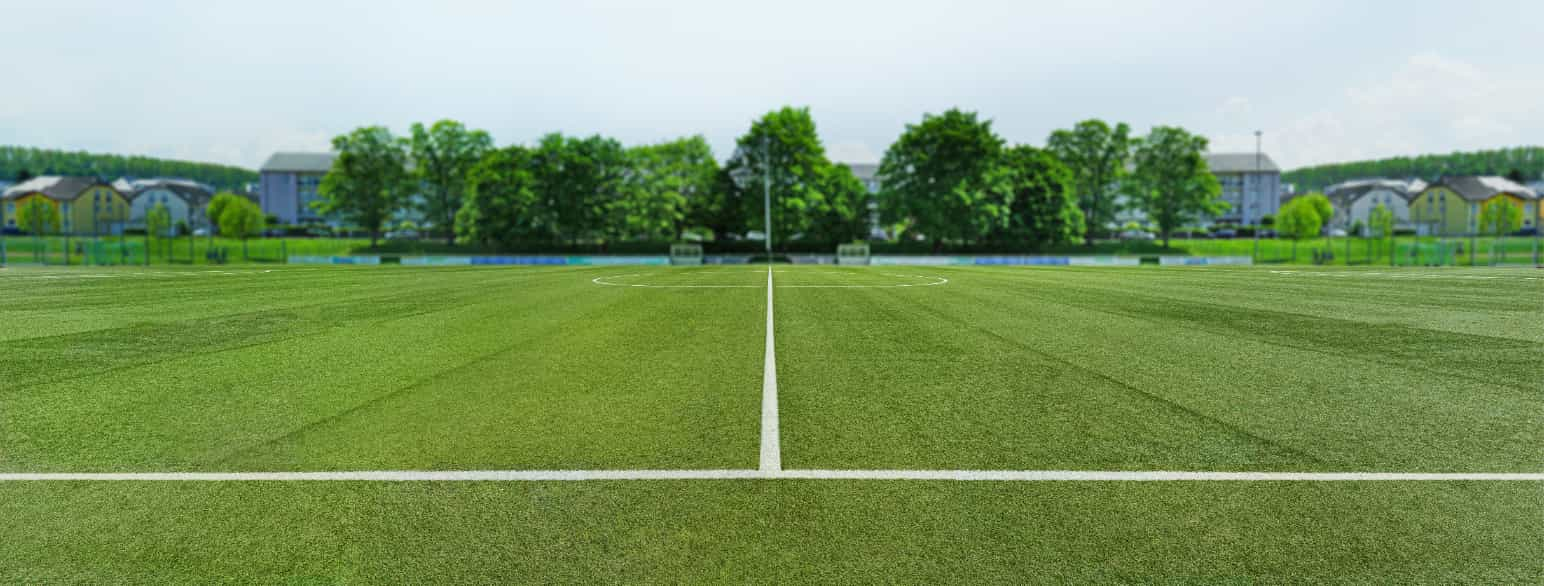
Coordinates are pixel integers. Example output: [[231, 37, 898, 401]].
[[3, 470, 1542, 482], [592, 273, 949, 288], [760, 265, 781, 471]]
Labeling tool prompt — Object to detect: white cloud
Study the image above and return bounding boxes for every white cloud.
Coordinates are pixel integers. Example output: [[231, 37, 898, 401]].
[[1217, 52, 1544, 169]]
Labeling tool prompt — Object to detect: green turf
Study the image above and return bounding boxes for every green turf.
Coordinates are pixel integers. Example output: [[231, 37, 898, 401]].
[[2, 481, 1541, 583], [0, 266, 763, 471], [2, 263, 1541, 582], [778, 266, 1544, 471]]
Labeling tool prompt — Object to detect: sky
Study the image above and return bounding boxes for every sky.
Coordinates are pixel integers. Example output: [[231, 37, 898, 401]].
[[1, 0, 1541, 171]]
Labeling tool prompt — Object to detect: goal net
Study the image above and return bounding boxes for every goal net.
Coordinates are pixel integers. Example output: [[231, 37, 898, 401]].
[[836, 243, 871, 265], [670, 243, 704, 266]]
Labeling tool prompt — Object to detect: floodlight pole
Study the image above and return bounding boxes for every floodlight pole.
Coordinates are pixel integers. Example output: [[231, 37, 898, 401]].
[[1253, 130, 1262, 263], [762, 135, 772, 255]]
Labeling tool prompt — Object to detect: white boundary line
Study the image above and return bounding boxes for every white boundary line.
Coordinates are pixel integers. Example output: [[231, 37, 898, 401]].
[[590, 272, 949, 289], [2, 470, 1542, 482], [760, 265, 781, 471]]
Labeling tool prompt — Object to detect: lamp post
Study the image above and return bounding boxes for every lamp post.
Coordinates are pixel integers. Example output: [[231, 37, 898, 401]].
[[1253, 130, 1262, 263]]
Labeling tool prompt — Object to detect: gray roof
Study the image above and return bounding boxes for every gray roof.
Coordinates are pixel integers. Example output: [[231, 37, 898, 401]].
[[1325, 178, 1422, 204], [1205, 152, 1280, 174], [1, 176, 116, 201], [260, 151, 337, 173], [1429, 176, 1538, 201]]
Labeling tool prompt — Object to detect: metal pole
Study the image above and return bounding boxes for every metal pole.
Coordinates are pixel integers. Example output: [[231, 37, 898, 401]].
[[1253, 131, 1261, 263], [762, 134, 772, 256]]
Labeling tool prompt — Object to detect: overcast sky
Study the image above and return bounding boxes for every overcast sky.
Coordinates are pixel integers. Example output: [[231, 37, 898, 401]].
[[1, 0, 1540, 171]]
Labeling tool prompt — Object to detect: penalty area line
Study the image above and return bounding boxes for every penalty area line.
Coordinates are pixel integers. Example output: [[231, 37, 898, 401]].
[[2, 470, 1543, 482]]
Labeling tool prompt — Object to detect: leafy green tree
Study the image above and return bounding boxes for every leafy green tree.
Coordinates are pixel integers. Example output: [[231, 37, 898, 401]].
[[219, 198, 267, 258], [318, 126, 411, 248], [206, 192, 245, 234], [1125, 126, 1225, 248], [16, 198, 60, 235], [0, 146, 255, 191], [456, 146, 542, 248], [1283, 146, 1544, 192], [1298, 192, 1334, 228], [529, 133, 628, 243], [1479, 201, 1524, 237], [146, 202, 172, 239], [725, 107, 852, 248], [1277, 197, 1323, 261], [1368, 203, 1395, 238], [617, 136, 719, 241], [990, 146, 1085, 247], [409, 120, 493, 245], [1046, 120, 1132, 240], [806, 163, 871, 243], [1479, 201, 1524, 262], [877, 109, 1006, 251]]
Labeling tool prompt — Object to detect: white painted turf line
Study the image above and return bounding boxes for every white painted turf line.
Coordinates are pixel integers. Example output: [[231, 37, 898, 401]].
[[760, 265, 781, 472], [3, 470, 1543, 482]]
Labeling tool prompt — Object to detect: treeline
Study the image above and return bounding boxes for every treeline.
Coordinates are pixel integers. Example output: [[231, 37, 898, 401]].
[[1284, 146, 1544, 191], [316, 109, 1226, 250], [0, 146, 258, 191]]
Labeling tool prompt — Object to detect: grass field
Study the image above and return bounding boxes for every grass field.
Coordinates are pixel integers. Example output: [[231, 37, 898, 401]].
[[2, 264, 1542, 582]]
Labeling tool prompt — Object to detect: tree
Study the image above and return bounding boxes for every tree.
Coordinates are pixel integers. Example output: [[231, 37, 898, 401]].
[[878, 109, 1006, 251], [1125, 126, 1225, 248], [318, 126, 410, 248], [1046, 119, 1132, 240], [456, 146, 543, 249], [1479, 200, 1524, 237], [1298, 192, 1334, 229], [617, 136, 719, 241], [16, 198, 60, 235], [806, 163, 871, 243], [528, 133, 628, 244], [409, 120, 493, 245], [218, 198, 267, 258], [146, 202, 172, 239], [725, 107, 853, 248], [1277, 197, 1324, 261], [1479, 200, 1524, 262], [990, 146, 1085, 247], [1368, 203, 1395, 238], [206, 192, 246, 234]]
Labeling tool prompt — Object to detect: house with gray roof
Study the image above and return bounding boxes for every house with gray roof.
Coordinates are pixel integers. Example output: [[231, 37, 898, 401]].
[[259, 152, 337, 224], [1324, 178, 1423, 232]]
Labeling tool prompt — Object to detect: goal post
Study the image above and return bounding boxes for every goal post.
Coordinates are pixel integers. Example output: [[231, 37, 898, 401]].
[[670, 243, 704, 266], [836, 243, 871, 265]]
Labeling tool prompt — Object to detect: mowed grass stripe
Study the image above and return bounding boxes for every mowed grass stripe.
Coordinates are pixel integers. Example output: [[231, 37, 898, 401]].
[[2, 481, 1540, 583], [777, 266, 1543, 471], [0, 266, 587, 343], [0, 267, 597, 393], [1, 267, 764, 471], [958, 267, 1544, 393]]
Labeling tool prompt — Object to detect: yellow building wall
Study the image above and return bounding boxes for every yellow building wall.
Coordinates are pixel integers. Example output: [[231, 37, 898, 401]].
[[1408, 187, 1472, 235], [63, 186, 132, 234], [4, 193, 63, 232], [1479, 194, 1534, 232]]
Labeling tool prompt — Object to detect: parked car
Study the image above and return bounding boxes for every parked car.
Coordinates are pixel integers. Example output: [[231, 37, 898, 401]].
[[1119, 229, 1155, 240], [1213, 229, 1237, 239], [1327, 228, 1348, 237]]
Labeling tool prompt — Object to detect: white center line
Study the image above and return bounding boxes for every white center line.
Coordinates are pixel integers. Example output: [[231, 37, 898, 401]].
[[760, 265, 781, 472]]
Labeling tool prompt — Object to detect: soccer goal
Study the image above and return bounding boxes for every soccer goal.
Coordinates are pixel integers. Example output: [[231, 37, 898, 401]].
[[836, 243, 871, 265], [670, 243, 704, 266]]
